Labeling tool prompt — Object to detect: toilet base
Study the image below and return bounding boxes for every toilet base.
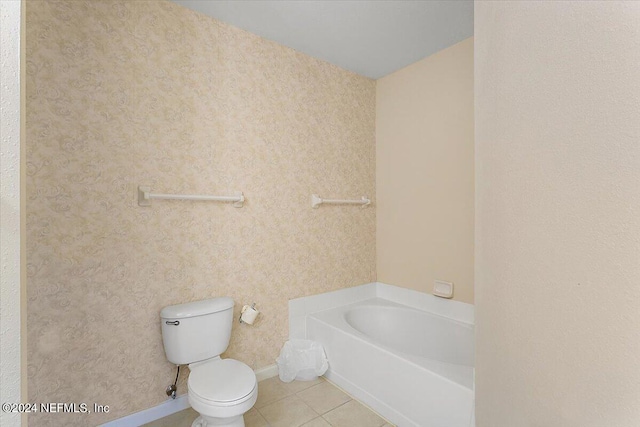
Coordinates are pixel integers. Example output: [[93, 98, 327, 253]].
[[191, 414, 244, 427]]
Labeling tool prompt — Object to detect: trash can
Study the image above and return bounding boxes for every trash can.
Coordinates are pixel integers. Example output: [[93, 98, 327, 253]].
[[276, 339, 329, 383]]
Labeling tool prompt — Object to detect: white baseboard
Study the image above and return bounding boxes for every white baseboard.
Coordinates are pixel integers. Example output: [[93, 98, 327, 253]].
[[101, 364, 279, 426], [255, 363, 278, 382], [100, 393, 190, 427]]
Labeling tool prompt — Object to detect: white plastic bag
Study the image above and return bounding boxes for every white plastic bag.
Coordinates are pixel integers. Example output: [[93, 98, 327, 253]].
[[276, 339, 329, 383]]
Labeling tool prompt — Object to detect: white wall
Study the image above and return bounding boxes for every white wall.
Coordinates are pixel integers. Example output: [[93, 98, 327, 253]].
[[475, 1, 640, 426], [0, 1, 23, 426]]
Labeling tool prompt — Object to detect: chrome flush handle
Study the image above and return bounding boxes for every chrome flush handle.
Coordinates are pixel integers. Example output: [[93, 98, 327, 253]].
[[165, 320, 180, 326]]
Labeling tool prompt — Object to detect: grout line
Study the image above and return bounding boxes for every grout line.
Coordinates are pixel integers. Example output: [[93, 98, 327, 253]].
[[255, 388, 304, 411], [255, 377, 326, 411], [256, 390, 322, 424], [320, 377, 395, 426], [257, 378, 357, 426], [294, 381, 351, 416], [320, 398, 352, 416]]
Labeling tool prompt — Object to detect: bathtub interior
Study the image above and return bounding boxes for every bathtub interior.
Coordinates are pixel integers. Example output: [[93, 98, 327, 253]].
[[309, 298, 475, 390], [344, 304, 474, 367]]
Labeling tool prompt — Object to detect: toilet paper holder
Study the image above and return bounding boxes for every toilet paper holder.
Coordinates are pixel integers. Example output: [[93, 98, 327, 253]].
[[239, 303, 258, 324]]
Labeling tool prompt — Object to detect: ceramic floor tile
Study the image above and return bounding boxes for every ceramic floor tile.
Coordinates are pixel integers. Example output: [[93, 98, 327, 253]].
[[258, 394, 318, 427], [143, 378, 390, 427], [301, 416, 332, 427], [279, 376, 325, 394], [296, 381, 351, 414], [245, 407, 269, 427], [255, 376, 296, 408], [141, 407, 199, 427], [322, 400, 386, 427]]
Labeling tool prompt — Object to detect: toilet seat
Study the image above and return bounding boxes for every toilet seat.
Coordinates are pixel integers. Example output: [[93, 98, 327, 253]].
[[188, 358, 257, 406]]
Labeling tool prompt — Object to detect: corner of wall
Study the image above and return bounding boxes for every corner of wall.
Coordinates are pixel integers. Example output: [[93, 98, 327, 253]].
[[0, 1, 24, 426], [20, 0, 28, 422], [375, 38, 474, 305]]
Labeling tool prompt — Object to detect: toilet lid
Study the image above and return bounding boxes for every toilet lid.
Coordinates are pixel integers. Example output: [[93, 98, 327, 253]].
[[189, 359, 256, 403]]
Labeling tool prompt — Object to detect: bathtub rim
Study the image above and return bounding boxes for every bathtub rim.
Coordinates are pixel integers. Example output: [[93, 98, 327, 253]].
[[289, 282, 474, 336], [309, 297, 475, 391]]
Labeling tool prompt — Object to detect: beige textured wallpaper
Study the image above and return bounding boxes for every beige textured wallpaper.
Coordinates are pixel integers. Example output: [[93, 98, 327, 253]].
[[376, 38, 474, 304], [25, 1, 375, 425]]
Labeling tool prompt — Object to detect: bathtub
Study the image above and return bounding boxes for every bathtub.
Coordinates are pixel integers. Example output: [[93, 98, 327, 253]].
[[306, 297, 474, 427]]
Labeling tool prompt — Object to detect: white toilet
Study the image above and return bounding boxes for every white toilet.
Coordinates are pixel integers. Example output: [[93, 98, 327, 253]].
[[161, 297, 257, 427]]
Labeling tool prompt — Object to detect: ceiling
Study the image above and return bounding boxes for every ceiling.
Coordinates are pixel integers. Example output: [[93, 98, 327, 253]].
[[172, 1, 474, 79]]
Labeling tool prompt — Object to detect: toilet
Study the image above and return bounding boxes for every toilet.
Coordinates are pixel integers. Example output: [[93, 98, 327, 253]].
[[161, 297, 257, 427]]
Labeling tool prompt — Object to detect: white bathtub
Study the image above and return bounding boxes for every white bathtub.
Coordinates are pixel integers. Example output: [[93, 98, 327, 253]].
[[306, 297, 474, 427]]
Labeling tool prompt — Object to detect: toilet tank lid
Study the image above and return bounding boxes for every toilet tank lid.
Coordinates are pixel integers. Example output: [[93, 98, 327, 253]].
[[161, 297, 234, 319]]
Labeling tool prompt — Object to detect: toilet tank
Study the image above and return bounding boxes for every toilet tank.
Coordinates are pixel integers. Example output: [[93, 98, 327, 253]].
[[160, 297, 234, 365]]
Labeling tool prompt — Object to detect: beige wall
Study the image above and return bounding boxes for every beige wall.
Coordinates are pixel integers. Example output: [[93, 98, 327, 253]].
[[376, 38, 474, 304], [475, 2, 640, 426], [25, 1, 375, 425]]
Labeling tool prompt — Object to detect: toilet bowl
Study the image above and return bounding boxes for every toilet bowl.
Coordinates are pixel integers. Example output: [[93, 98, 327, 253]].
[[188, 358, 258, 427], [160, 297, 258, 427]]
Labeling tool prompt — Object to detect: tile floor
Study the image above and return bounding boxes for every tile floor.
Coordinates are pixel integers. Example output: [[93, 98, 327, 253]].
[[144, 376, 393, 427]]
